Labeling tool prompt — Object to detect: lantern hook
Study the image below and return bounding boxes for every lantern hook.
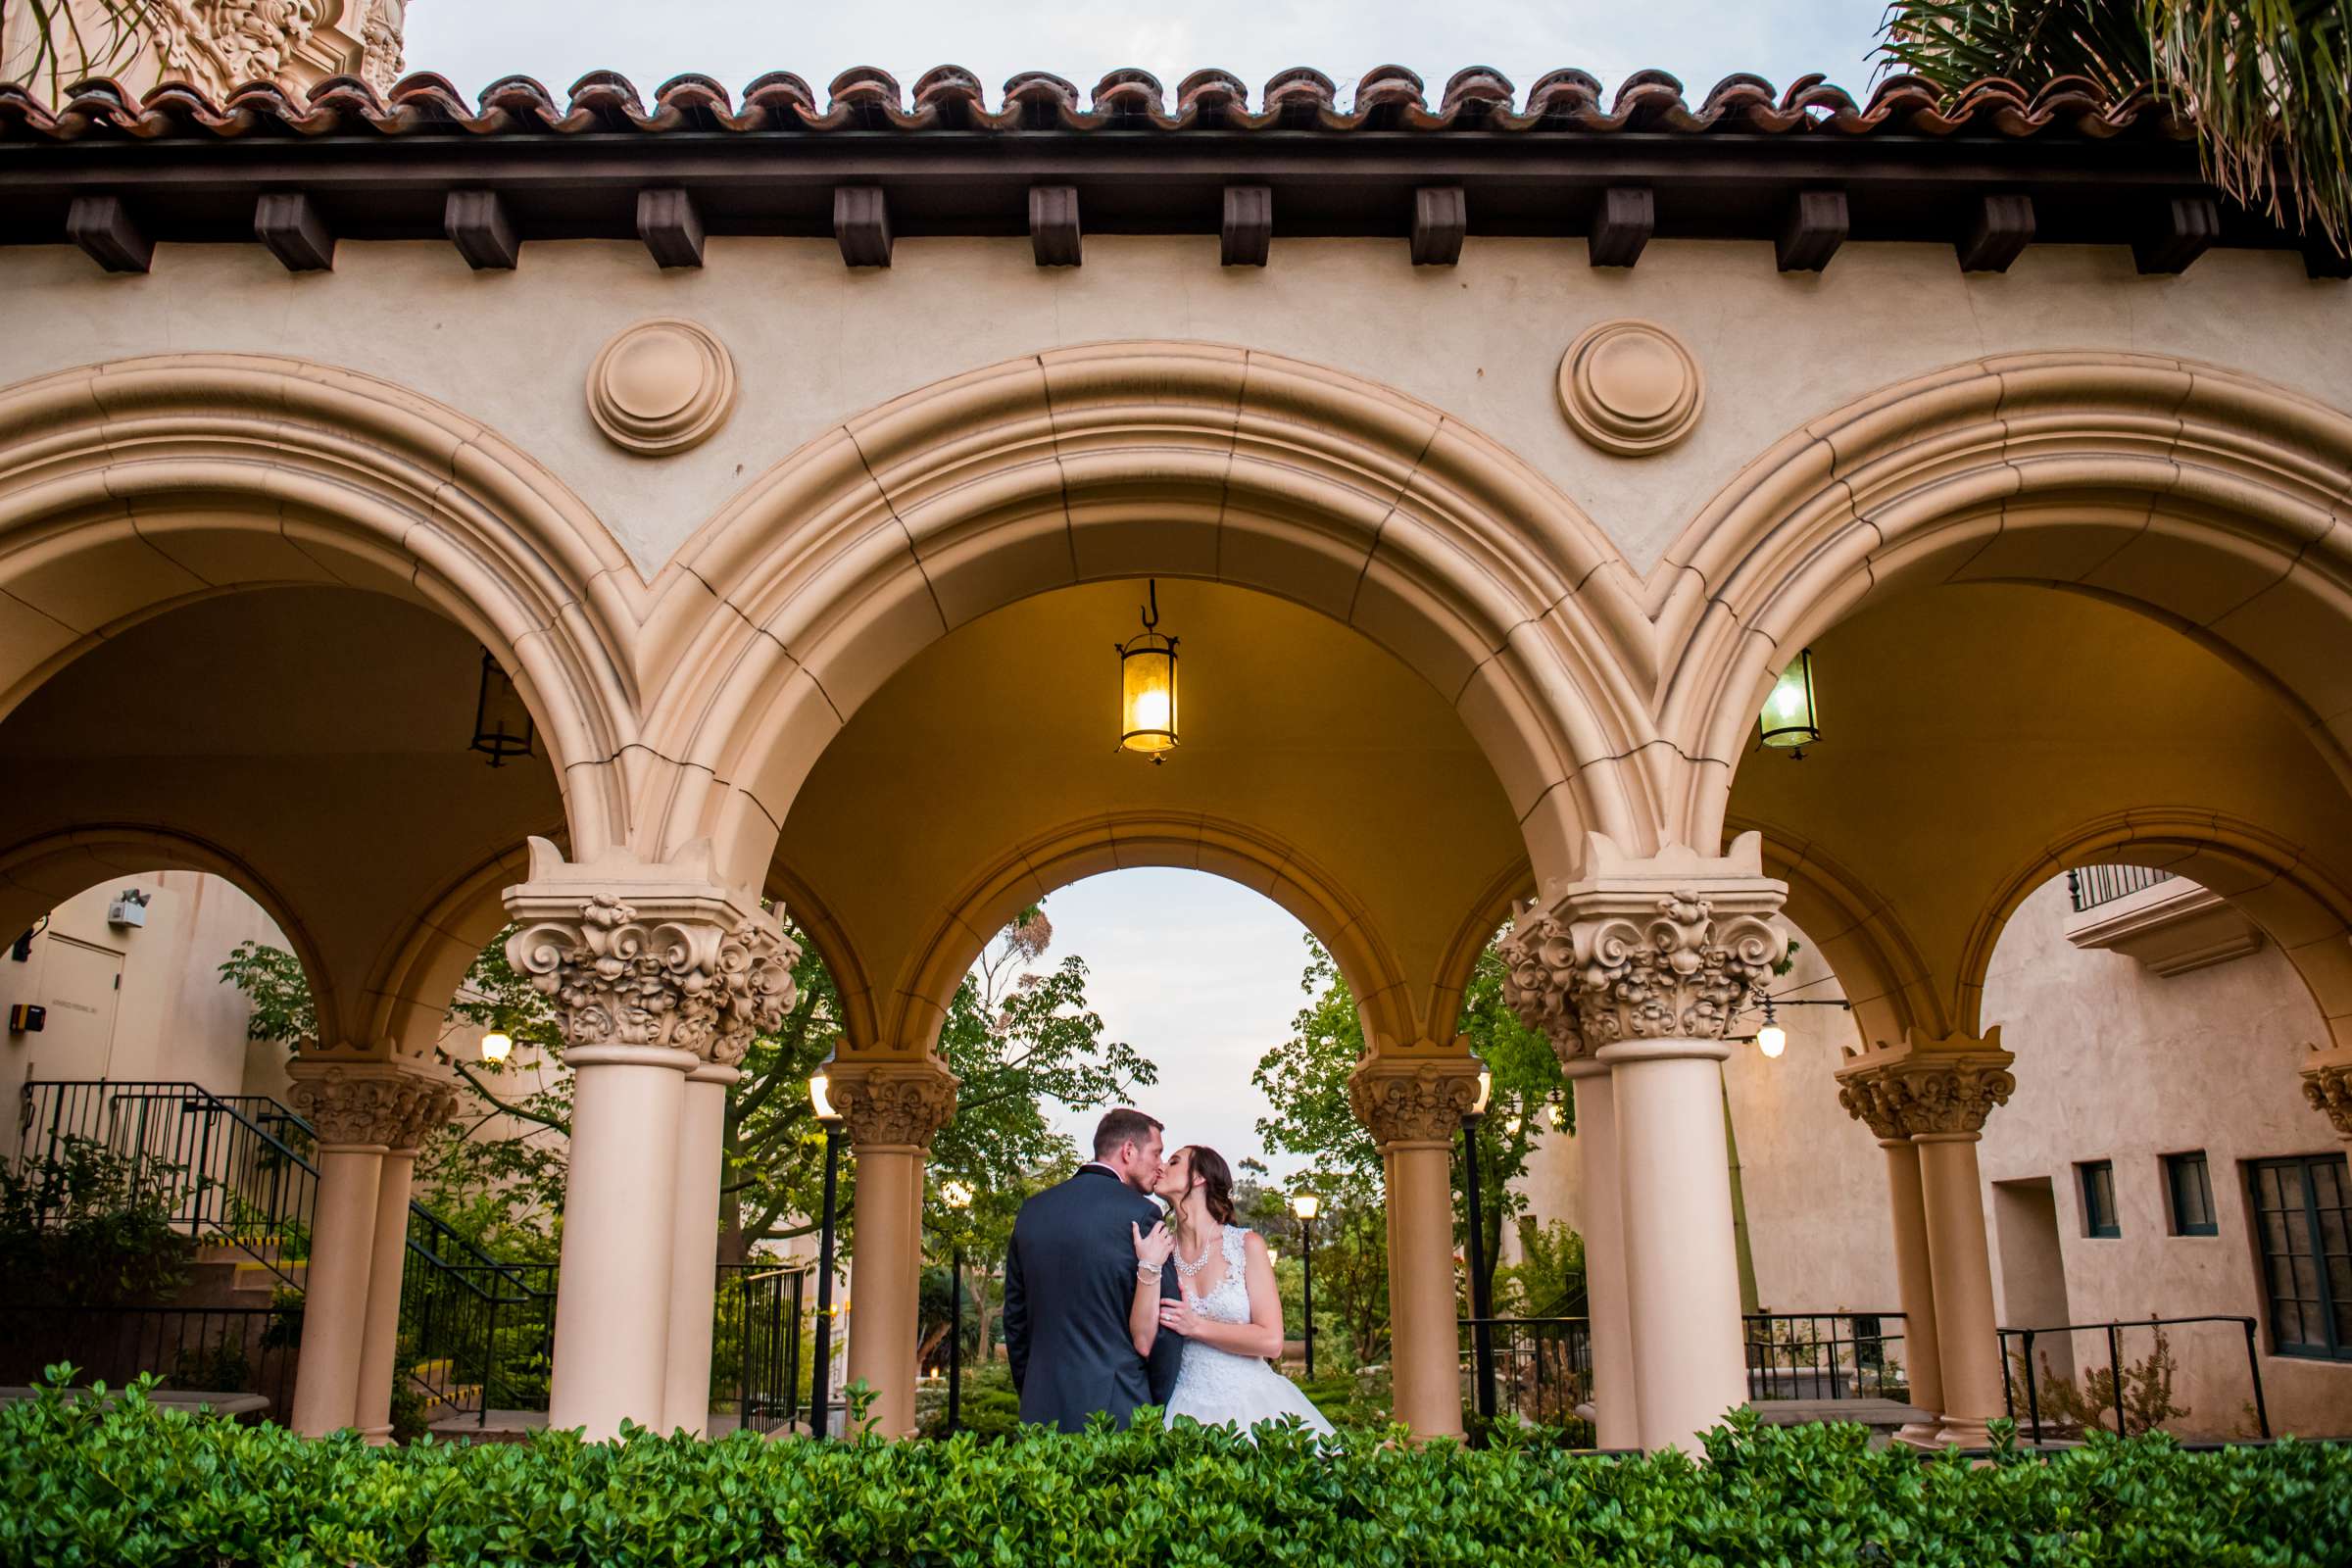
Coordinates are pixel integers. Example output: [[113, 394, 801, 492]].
[[1141, 578, 1160, 633]]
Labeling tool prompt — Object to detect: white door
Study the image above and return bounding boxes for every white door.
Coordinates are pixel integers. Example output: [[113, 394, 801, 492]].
[[29, 934, 125, 1081]]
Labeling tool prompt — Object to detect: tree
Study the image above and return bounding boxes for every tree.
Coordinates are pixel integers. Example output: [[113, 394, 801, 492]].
[[1878, 0, 2352, 258], [1250, 935, 1564, 1317], [216, 941, 315, 1049]]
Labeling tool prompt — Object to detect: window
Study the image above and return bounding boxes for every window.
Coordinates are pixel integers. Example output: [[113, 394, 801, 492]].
[[2248, 1154, 2352, 1360], [2166, 1152, 2218, 1237], [2079, 1160, 2121, 1238]]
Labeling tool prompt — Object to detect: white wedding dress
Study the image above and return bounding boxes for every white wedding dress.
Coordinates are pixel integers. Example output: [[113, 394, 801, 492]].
[[1162, 1224, 1337, 1438]]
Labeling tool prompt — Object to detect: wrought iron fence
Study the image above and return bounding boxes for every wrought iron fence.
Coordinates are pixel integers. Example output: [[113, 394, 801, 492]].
[[1999, 1314, 2269, 1442], [714, 1262, 808, 1434], [2067, 865, 2176, 912], [1743, 1311, 1909, 1401], [15, 1079, 317, 1284], [1459, 1316, 1595, 1443], [397, 1212, 558, 1426], [0, 1304, 298, 1417]]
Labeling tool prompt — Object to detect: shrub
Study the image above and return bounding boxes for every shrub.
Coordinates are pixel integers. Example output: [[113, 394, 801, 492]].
[[4, 1371, 2348, 1567], [0, 1137, 190, 1306]]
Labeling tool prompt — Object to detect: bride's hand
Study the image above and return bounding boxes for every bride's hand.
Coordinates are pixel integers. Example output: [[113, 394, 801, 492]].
[[1132, 1219, 1174, 1269], [1157, 1296, 1200, 1336]]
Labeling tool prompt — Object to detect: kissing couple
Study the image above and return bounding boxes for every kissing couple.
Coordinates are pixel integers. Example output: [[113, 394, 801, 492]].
[[1002, 1107, 1336, 1437]]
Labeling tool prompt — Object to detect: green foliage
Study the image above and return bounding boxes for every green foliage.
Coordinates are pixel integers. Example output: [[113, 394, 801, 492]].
[[6, 1381, 2349, 1567], [1877, 0, 2352, 256], [0, 1137, 189, 1306], [1252, 935, 1564, 1333], [2010, 1327, 2191, 1438], [1496, 1219, 1588, 1318], [216, 940, 317, 1049]]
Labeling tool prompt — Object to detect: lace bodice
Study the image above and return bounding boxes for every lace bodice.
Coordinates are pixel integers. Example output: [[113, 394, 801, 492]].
[[1184, 1224, 1252, 1325]]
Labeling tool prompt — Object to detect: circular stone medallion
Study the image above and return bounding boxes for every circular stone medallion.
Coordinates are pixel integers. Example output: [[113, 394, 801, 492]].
[[586, 318, 737, 455], [1556, 319, 1704, 457]]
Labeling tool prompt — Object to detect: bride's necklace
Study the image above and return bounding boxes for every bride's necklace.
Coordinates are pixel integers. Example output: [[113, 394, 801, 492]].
[[1172, 1223, 1217, 1282]]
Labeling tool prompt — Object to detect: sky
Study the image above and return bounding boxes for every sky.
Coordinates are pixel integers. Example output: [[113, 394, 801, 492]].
[[394, 0, 1892, 1186], [404, 0, 1889, 108]]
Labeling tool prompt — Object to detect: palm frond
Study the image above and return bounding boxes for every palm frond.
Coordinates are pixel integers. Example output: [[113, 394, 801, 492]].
[[1878, 0, 2351, 256], [7, 0, 155, 102]]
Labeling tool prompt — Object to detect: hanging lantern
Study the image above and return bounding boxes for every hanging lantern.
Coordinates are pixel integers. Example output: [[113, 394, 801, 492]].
[[1758, 648, 1820, 758], [1116, 580, 1179, 761], [471, 650, 536, 768], [479, 1030, 514, 1064], [1755, 999, 1788, 1059]]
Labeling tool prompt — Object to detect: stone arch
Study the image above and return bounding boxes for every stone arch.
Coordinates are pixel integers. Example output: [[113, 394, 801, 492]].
[[359, 838, 564, 1061], [632, 342, 1659, 895], [1429, 857, 1539, 1052], [0, 822, 336, 1045], [0, 354, 643, 858], [1654, 352, 2352, 850], [763, 858, 881, 1057], [1741, 820, 1947, 1054], [1955, 808, 2352, 1051], [879, 811, 1431, 1060]]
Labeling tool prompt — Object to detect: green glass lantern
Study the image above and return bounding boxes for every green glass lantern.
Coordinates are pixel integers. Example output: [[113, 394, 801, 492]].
[[1759, 648, 1820, 757]]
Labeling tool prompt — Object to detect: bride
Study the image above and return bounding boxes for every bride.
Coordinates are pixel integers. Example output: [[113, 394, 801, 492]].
[[1127, 1144, 1335, 1438]]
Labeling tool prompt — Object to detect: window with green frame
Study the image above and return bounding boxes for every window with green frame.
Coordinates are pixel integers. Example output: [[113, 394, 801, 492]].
[[2248, 1154, 2352, 1360], [2079, 1159, 2121, 1238], [2166, 1152, 2218, 1237]]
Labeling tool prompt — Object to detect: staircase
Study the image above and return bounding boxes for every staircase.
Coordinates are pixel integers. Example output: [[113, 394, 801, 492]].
[[13, 1079, 554, 1425]]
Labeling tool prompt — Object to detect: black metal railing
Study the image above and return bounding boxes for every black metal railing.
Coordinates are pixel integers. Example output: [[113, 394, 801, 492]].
[[715, 1262, 808, 1435], [1743, 1311, 1909, 1401], [15, 1079, 318, 1285], [1460, 1316, 1594, 1442], [2000, 1314, 2269, 1442], [397, 1209, 558, 1426], [0, 1304, 298, 1417], [2067, 865, 2176, 912]]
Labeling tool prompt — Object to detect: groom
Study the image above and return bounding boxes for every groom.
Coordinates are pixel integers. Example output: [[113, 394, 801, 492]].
[[1003, 1107, 1186, 1432]]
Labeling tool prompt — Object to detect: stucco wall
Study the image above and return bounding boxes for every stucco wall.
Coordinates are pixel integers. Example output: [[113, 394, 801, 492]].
[[1, 869, 290, 1160], [3, 237, 2347, 579]]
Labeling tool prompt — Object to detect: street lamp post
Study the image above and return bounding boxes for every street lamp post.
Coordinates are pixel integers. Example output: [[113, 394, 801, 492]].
[[1291, 1192, 1320, 1380], [808, 1061, 845, 1439], [1461, 1066, 1496, 1424], [942, 1180, 973, 1435]]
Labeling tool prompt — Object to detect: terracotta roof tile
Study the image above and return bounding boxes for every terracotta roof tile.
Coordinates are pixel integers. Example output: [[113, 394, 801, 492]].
[[0, 65, 2196, 144]]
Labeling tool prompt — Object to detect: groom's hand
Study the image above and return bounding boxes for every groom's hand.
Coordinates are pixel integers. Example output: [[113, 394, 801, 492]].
[[1132, 1219, 1175, 1269]]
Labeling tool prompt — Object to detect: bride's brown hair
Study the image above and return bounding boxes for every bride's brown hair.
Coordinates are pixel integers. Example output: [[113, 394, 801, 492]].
[[1183, 1145, 1237, 1227]]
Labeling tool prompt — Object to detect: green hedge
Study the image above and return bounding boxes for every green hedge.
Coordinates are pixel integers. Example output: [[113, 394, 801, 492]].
[[4, 1377, 2348, 1567]]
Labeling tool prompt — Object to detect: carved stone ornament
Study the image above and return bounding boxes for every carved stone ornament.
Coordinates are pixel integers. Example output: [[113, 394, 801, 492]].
[[153, 0, 322, 97], [1348, 1056, 1483, 1147], [2300, 1044, 2352, 1140], [286, 1063, 452, 1149], [502, 838, 800, 1068], [586, 318, 739, 456], [1499, 831, 1788, 1060], [358, 0, 404, 94], [828, 1058, 959, 1150], [1835, 1027, 2018, 1140], [1556, 318, 1704, 457]]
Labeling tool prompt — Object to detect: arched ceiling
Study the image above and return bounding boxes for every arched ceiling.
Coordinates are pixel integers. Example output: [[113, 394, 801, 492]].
[[1729, 580, 2352, 1043], [774, 578, 1528, 1050], [0, 586, 564, 1049]]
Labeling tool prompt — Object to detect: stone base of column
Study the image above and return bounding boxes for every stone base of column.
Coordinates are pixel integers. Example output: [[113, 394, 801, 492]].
[[1933, 1415, 1994, 1447], [1893, 1420, 1949, 1449]]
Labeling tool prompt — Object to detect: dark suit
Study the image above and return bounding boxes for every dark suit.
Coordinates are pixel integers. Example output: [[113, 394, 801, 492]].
[[1003, 1164, 1184, 1432]]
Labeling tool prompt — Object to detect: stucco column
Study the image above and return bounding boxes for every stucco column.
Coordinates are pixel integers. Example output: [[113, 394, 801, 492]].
[[503, 837, 801, 1441], [2302, 1046, 2352, 1145], [1348, 1054, 1483, 1440], [285, 1061, 448, 1438], [1498, 830, 1789, 1453], [662, 1061, 740, 1436], [830, 1055, 959, 1438], [1839, 1027, 2016, 1446], [350, 1076, 454, 1442], [1562, 1058, 1637, 1448], [1834, 1079, 1946, 1442]]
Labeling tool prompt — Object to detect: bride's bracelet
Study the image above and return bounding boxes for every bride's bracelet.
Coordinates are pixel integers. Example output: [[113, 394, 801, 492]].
[[1135, 1263, 1161, 1283]]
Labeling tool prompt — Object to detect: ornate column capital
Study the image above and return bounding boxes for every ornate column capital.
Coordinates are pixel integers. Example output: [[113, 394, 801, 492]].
[[828, 1055, 959, 1152], [2300, 1043, 2352, 1141], [1835, 1026, 2017, 1140], [1499, 831, 1789, 1061], [503, 837, 799, 1069], [286, 1060, 454, 1150], [1348, 1055, 1483, 1149]]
